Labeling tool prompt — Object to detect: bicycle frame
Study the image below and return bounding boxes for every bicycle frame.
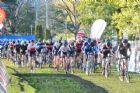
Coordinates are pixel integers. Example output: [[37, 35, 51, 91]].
[[118, 57, 130, 83], [102, 55, 112, 78]]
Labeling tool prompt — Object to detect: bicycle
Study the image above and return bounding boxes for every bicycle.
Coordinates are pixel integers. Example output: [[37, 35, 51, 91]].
[[16, 53, 21, 67], [102, 54, 112, 78], [117, 56, 130, 83], [28, 53, 36, 73], [86, 53, 94, 75]]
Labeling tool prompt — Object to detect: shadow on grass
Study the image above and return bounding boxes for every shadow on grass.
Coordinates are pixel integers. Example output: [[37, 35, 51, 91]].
[[7, 66, 108, 93], [13, 73, 108, 93]]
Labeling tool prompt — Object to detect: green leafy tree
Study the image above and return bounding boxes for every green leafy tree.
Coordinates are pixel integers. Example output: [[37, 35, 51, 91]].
[[55, 0, 81, 40]]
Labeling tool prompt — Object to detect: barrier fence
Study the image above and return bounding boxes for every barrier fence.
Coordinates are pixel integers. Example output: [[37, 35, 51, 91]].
[[0, 59, 9, 93]]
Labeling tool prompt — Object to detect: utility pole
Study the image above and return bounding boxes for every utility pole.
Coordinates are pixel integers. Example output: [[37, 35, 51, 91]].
[[30, 24, 33, 35], [45, 0, 49, 29], [65, 21, 67, 40], [35, 0, 39, 30]]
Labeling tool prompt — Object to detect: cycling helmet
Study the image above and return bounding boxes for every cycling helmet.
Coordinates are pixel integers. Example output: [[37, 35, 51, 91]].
[[122, 39, 128, 43], [106, 41, 112, 47], [21, 41, 24, 45], [70, 41, 75, 47], [63, 40, 68, 46], [87, 38, 91, 43], [93, 40, 97, 44], [47, 39, 51, 44]]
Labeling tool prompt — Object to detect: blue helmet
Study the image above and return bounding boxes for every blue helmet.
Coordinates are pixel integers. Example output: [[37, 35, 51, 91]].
[[70, 41, 75, 46], [63, 40, 68, 46], [87, 38, 91, 43]]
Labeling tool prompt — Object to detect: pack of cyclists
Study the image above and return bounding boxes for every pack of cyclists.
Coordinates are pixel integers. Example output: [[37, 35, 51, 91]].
[[0, 37, 132, 83]]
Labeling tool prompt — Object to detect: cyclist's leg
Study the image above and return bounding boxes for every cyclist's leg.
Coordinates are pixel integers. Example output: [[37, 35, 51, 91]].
[[66, 56, 70, 73], [62, 56, 65, 70], [105, 57, 110, 78], [86, 55, 91, 75], [102, 58, 106, 75], [119, 59, 125, 81], [83, 54, 87, 72], [124, 58, 130, 83], [70, 57, 75, 73], [56, 55, 60, 71]]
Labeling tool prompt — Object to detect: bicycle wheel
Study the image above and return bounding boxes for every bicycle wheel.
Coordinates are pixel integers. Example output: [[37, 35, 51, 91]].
[[105, 60, 109, 78]]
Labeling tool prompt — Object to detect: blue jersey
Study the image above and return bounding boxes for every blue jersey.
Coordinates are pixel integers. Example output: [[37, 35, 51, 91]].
[[92, 45, 99, 54], [83, 42, 92, 54]]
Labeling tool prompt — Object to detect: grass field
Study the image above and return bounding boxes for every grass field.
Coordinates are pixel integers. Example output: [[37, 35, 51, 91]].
[[2, 59, 140, 93]]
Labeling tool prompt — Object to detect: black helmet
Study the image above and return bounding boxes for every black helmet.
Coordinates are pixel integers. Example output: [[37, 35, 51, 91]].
[[122, 39, 128, 43], [106, 41, 112, 47]]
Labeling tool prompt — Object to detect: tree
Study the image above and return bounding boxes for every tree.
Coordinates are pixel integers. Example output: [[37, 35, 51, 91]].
[[112, 0, 140, 39], [55, 0, 81, 40], [0, 0, 29, 34], [15, 2, 35, 34]]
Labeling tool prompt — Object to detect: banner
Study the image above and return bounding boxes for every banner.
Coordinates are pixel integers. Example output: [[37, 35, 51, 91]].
[[90, 19, 107, 39], [0, 35, 35, 42], [0, 7, 6, 24]]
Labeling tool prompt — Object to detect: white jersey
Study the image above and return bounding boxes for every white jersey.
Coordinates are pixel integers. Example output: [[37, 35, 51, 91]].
[[59, 45, 69, 52], [27, 43, 36, 52]]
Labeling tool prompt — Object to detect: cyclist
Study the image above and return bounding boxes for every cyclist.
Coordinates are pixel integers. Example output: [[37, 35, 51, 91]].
[[75, 37, 83, 69], [15, 40, 21, 63], [117, 39, 131, 82], [82, 38, 92, 74], [52, 41, 61, 70], [101, 40, 113, 77], [21, 41, 27, 66], [27, 40, 36, 71], [9, 41, 14, 57], [59, 40, 69, 74], [46, 39, 53, 66], [68, 41, 75, 73], [91, 39, 99, 72]]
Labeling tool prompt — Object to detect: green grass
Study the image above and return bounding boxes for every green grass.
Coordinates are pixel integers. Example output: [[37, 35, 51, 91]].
[[2, 59, 140, 93]]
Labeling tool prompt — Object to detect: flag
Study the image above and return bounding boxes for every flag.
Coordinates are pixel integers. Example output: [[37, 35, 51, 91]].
[[90, 19, 107, 39], [0, 7, 6, 24]]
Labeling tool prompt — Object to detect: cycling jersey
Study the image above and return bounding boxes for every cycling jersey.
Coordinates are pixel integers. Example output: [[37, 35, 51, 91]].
[[52, 46, 60, 56], [75, 41, 83, 53], [118, 43, 131, 57], [21, 44, 27, 55], [15, 43, 21, 53], [28, 43, 36, 56], [59, 45, 69, 57], [46, 43, 53, 52], [9, 43, 14, 49], [92, 45, 99, 54], [102, 45, 112, 58], [68, 46, 75, 57], [37, 42, 45, 54], [82, 42, 92, 54]]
